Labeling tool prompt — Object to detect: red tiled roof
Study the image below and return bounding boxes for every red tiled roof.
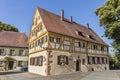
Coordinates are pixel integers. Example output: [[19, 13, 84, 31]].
[[37, 7, 108, 46], [0, 31, 28, 48]]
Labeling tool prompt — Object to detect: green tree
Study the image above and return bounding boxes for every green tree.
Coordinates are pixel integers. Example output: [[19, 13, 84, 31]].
[[109, 53, 120, 69], [95, 0, 120, 51], [0, 21, 19, 32]]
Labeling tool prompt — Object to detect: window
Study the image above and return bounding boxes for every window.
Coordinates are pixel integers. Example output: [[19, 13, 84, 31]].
[[18, 61, 23, 67], [58, 55, 68, 65], [41, 37, 44, 44], [102, 57, 104, 64], [44, 36, 47, 42], [101, 46, 104, 51], [78, 42, 81, 47], [30, 56, 43, 66], [39, 39, 42, 47], [56, 38, 61, 43], [35, 41, 37, 47], [87, 56, 91, 64], [30, 58, 34, 65], [24, 50, 28, 56], [92, 57, 95, 64], [35, 29, 38, 36], [82, 59, 85, 65], [10, 50, 15, 56], [97, 57, 100, 64], [89, 35, 95, 40], [78, 31, 84, 37], [0, 49, 4, 56], [19, 50, 24, 56], [33, 42, 34, 48], [38, 39, 40, 45], [38, 25, 42, 31], [39, 56, 43, 66], [83, 43, 85, 48], [50, 36, 54, 42]]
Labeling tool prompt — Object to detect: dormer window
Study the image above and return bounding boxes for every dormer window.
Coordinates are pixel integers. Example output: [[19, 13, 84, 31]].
[[88, 35, 95, 40], [77, 31, 84, 37]]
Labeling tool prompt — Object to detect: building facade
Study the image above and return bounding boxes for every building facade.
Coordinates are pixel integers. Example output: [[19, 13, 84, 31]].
[[28, 7, 109, 76], [0, 31, 28, 71]]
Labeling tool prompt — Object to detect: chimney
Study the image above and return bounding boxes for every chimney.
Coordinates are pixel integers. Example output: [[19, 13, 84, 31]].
[[69, 16, 72, 23], [61, 9, 64, 21], [86, 23, 89, 29]]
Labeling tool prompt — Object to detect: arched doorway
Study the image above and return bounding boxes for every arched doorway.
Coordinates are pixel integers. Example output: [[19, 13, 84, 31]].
[[76, 59, 81, 71]]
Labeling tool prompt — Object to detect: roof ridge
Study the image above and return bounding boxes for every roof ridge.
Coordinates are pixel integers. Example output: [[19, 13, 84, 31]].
[[37, 7, 87, 28]]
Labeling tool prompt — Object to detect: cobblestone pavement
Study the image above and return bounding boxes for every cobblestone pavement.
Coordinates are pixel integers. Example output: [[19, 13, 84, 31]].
[[0, 70, 120, 80]]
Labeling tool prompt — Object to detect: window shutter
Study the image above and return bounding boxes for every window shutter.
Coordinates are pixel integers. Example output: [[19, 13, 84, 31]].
[[41, 56, 43, 66]]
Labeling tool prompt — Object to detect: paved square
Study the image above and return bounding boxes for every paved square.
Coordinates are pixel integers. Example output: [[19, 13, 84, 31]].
[[0, 70, 120, 80]]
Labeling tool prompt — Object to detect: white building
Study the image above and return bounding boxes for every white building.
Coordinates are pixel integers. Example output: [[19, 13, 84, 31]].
[[0, 31, 28, 70]]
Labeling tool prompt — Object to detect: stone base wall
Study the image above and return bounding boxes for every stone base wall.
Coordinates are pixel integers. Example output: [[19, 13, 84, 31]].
[[49, 50, 109, 75]]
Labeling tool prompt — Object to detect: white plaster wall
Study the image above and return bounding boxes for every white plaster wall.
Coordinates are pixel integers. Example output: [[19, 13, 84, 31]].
[[56, 44, 60, 49], [29, 51, 47, 76], [75, 47, 80, 51], [64, 41, 70, 45], [64, 46, 70, 50], [50, 43, 55, 48]]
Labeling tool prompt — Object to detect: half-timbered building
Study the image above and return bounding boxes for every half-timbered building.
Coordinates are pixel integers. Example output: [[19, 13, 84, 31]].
[[28, 7, 109, 76]]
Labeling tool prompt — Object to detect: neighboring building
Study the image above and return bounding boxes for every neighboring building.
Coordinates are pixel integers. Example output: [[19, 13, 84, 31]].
[[28, 7, 109, 76], [0, 31, 28, 71]]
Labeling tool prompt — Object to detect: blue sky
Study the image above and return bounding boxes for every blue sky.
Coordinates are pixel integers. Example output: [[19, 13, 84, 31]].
[[0, 0, 112, 49]]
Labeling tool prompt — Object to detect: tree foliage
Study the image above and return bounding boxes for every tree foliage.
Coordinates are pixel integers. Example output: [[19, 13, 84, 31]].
[[95, 0, 120, 51], [0, 22, 19, 32], [109, 52, 120, 69]]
